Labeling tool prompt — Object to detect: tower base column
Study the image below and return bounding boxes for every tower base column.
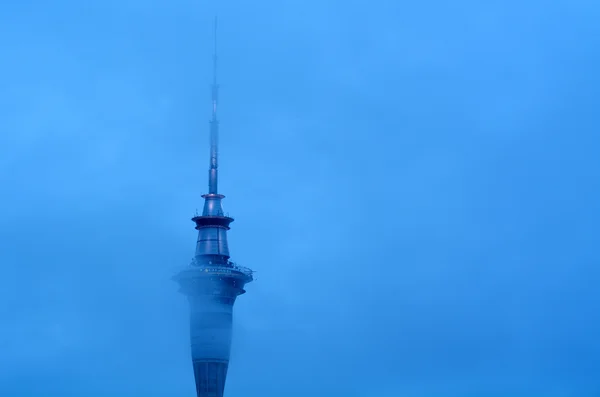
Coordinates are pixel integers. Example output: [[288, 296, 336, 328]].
[[192, 361, 229, 397]]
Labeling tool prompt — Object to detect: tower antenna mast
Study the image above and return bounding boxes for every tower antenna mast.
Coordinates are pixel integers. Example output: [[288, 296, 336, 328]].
[[208, 16, 219, 194]]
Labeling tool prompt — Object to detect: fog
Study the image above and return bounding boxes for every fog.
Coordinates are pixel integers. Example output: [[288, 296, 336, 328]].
[[1, 0, 599, 396]]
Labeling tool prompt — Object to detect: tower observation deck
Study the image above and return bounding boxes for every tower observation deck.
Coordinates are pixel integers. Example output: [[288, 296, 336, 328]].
[[172, 18, 253, 397]]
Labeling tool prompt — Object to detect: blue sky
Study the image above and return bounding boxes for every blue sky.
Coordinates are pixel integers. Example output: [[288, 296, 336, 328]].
[[1, 0, 599, 396]]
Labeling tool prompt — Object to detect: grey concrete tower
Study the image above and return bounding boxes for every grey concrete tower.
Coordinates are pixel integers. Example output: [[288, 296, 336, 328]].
[[173, 17, 253, 397]]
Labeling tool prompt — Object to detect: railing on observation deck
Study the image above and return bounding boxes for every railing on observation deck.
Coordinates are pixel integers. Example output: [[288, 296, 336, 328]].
[[176, 259, 253, 278], [193, 210, 231, 218]]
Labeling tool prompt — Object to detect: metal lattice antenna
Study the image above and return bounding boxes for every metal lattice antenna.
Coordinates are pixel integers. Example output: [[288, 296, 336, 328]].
[[208, 16, 219, 194]]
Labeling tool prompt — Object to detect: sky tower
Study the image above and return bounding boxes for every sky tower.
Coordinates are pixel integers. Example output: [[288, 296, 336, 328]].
[[173, 17, 253, 397]]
